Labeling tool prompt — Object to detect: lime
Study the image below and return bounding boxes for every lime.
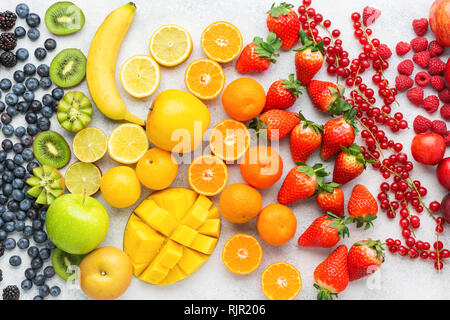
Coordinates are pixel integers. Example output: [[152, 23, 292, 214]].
[[65, 162, 102, 196]]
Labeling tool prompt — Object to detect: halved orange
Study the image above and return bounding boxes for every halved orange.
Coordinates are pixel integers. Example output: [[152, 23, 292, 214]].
[[188, 155, 229, 196], [261, 262, 302, 300], [222, 234, 263, 275], [185, 59, 225, 100], [201, 21, 243, 63], [210, 119, 250, 162]]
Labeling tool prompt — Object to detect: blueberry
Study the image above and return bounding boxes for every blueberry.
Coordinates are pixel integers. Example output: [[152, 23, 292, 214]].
[[12, 83, 26, 96], [21, 135, 33, 148], [5, 159, 15, 170], [23, 91, 35, 103], [32, 219, 43, 231], [13, 178, 24, 189], [2, 169, 13, 182], [5, 93, 19, 106], [2, 139, 13, 151], [0, 102, 5, 113], [30, 100, 42, 113], [2, 210, 15, 222], [41, 266, 55, 280], [39, 248, 50, 260], [7, 200, 19, 212], [2, 124, 14, 137], [25, 112, 37, 124], [35, 48, 47, 61], [15, 48, 29, 61], [0, 165, 4, 174], [25, 268, 36, 280], [9, 255, 22, 266], [33, 296, 43, 300], [52, 88, 64, 100], [16, 237, 29, 250], [2, 184, 12, 196], [22, 149, 34, 162], [27, 161, 39, 174], [23, 225, 33, 237], [4, 221, 15, 232], [33, 274, 45, 286], [26, 14, 40, 28], [25, 78, 39, 91], [50, 286, 61, 297], [27, 247, 39, 260], [0, 150, 6, 161], [14, 126, 26, 137], [15, 220, 25, 232], [27, 124, 39, 136], [41, 106, 53, 118], [13, 143, 23, 154], [12, 189, 24, 201], [38, 117, 50, 131], [27, 28, 40, 41], [31, 257, 43, 270], [0, 230, 6, 241], [23, 63, 36, 76], [1, 113, 12, 124], [39, 77, 52, 89], [16, 4, 30, 18], [0, 79, 12, 91], [33, 230, 47, 243], [16, 210, 26, 220], [39, 285, 50, 297], [42, 94, 54, 106], [4, 238, 16, 250], [45, 240, 56, 250], [13, 70, 26, 83], [16, 101, 30, 113], [21, 280, 33, 291], [14, 26, 26, 38], [37, 64, 50, 77], [7, 106, 19, 117]]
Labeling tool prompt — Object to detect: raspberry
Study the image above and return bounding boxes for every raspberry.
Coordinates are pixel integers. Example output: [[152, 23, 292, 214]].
[[413, 115, 432, 134], [407, 87, 424, 106], [431, 76, 446, 91], [431, 120, 448, 135], [411, 37, 428, 53], [412, 18, 429, 36], [423, 95, 440, 114], [415, 72, 431, 87], [440, 104, 450, 121], [444, 132, 450, 146], [396, 41, 411, 56], [395, 75, 414, 91], [397, 59, 414, 76], [362, 6, 381, 26], [376, 44, 392, 60], [428, 57, 446, 75], [439, 88, 450, 103], [413, 51, 431, 68], [429, 40, 445, 57]]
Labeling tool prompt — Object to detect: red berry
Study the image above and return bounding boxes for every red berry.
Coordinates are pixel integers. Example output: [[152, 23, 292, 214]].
[[438, 88, 450, 103], [428, 57, 446, 75], [431, 120, 448, 136], [413, 115, 432, 134], [429, 40, 445, 57], [395, 75, 414, 91], [396, 41, 411, 56], [411, 37, 429, 53], [423, 95, 440, 114], [415, 71, 431, 87], [430, 76, 446, 91], [440, 104, 450, 121], [413, 51, 431, 68], [412, 18, 429, 36], [407, 87, 424, 106], [362, 6, 381, 26], [376, 44, 392, 60], [397, 59, 414, 76]]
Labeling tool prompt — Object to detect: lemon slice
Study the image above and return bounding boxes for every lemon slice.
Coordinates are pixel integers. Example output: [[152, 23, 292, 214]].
[[73, 127, 108, 163], [149, 24, 193, 67], [65, 162, 102, 196], [108, 123, 149, 164], [120, 55, 161, 98]]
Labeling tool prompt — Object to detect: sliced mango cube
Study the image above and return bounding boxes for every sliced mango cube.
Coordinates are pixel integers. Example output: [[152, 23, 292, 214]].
[[164, 265, 188, 285], [140, 256, 170, 284], [182, 203, 209, 229], [171, 225, 198, 247], [195, 195, 213, 210], [178, 247, 209, 275], [198, 219, 221, 238], [136, 201, 178, 237], [208, 206, 220, 219], [158, 240, 184, 269], [189, 234, 218, 255]]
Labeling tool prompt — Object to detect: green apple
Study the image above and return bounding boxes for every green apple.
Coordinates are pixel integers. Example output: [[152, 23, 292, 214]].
[[46, 194, 109, 255]]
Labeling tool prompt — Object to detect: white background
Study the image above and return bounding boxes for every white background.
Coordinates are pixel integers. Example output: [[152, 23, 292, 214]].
[[0, 0, 449, 300]]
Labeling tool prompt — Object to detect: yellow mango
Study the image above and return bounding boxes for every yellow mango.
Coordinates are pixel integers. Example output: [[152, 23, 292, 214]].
[[189, 234, 218, 255], [140, 256, 170, 284], [182, 203, 209, 229], [198, 219, 221, 238], [171, 225, 198, 247], [158, 240, 184, 269], [208, 206, 220, 219], [195, 195, 213, 210], [178, 247, 209, 275], [163, 265, 188, 285], [136, 203, 178, 237]]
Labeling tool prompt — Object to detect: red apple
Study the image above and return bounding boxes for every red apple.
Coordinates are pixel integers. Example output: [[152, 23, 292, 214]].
[[411, 132, 446, 166], [441, 194, 450, 223], [430, 0, 450, 47], [437, 157, 450, 190]]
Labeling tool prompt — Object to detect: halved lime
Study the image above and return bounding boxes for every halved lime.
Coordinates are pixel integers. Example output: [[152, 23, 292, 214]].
[[72, 127, 107, 163], [65, 162, 102, 196]]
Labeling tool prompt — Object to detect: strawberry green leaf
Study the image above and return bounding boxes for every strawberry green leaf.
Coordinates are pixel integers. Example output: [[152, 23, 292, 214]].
[[267, 2, 293, 18], [282, 74, 305, 97], [353, 215, 378, 230], [253, 33, 282, 63]]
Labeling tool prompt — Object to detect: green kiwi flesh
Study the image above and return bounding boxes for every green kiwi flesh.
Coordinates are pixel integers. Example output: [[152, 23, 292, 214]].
[[45, 1, 85, 35], [50, 48, 87, 88], [33, 131, 71, 169], [52, 248, 85, 281], [57, 91, 93, 132], [26, 165, 65, 205]]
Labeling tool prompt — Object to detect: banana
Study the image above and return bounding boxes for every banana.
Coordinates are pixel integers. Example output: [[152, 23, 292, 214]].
[[86, 2, 145, 126]]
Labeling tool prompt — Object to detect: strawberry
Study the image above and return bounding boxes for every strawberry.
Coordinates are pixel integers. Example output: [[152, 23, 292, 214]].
[[348, 239, 385, 282], [290, 113, 322, 163], [362, 6, 381, 26], [307, 80, 348, 114], [316, 182, 345, 216], [294, 30, 324, 86], [278, 163, 328, 205], [236, 32, 282, 73], [250, 109, 300, 141], [264, 74, 304, 111], [313, 245, 349, 300], [348, 184, 378, 229], [266, 3, 300, 50], [298, 213, 351, 248], [412, 18, 429, 36], [333, 144, 371, 185]]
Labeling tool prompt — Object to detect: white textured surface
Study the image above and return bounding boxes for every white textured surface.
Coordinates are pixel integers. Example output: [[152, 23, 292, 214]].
[[0, 0, 449, 300]]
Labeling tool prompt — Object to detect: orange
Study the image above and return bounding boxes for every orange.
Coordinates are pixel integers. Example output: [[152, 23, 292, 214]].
[[188, 155, 229, 196], [240, 146, 283, 189], [185, 59, 225, 100], [261, 262, 302, 300], [222, 78, 266, 122], [222, 234, 263, 275], [257, 204, 297, 246], [201, 21, 243, 63], [219, 183, 262, 224], [210, 119, 250, 162]]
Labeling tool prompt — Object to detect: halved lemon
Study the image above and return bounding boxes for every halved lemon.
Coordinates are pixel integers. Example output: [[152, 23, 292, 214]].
[[108, 123, 149, 164], [210, 119, 250, 161], [261, 262, 302, 300], [149, 24, 193, 67], [65, 162, 102, 196], [185, 59, 225, 100], [72, 127, 108, 163], [120, 55, 161, 98], [188, 154, 229, 196], [201, 21, 243, 63]]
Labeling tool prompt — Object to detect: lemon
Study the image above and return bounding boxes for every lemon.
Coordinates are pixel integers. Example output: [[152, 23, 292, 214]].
[[73, 127, 108, 163], [108, 123, 149, 164], [65, 162, 102, 196], [149, 24, 193, 67], [120, 55, 161, 98]]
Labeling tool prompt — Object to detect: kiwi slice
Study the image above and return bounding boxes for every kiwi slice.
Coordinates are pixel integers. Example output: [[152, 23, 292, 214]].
[[33, 131, 71, 169], [27, 165, 65, 205], [57, 91, 93, 132], [45, 2, 85, 35], [50, 48, 87, 88], [52, 248, 85, 281]]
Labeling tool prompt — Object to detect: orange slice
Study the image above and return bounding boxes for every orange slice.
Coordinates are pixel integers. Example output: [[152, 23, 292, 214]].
[[222, 234, 263, 275], [201, 21, 243, 63], [210, 119, 250, 162], [188, 155, 229, 196], [185, 59, 225, 100], [261, 262, 302, 300]]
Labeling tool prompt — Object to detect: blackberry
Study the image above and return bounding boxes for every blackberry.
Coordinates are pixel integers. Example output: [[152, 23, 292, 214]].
[[0, 241, 3, 258], [0, 51, 16, 68], [2, 285, 20, 300], [0, 33, 17, 51], [0, 269, 2, 282], [0, 11, 17, 31]]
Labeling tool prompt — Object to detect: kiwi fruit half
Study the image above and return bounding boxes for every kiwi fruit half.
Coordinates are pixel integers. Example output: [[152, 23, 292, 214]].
[[50, 48, 86, 88], [33, 131, 71, 169], [27, 165, 65, 205], [57, 91, 93, 132], [45, 2, 85, 35], [52, 248, 85, 281]]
